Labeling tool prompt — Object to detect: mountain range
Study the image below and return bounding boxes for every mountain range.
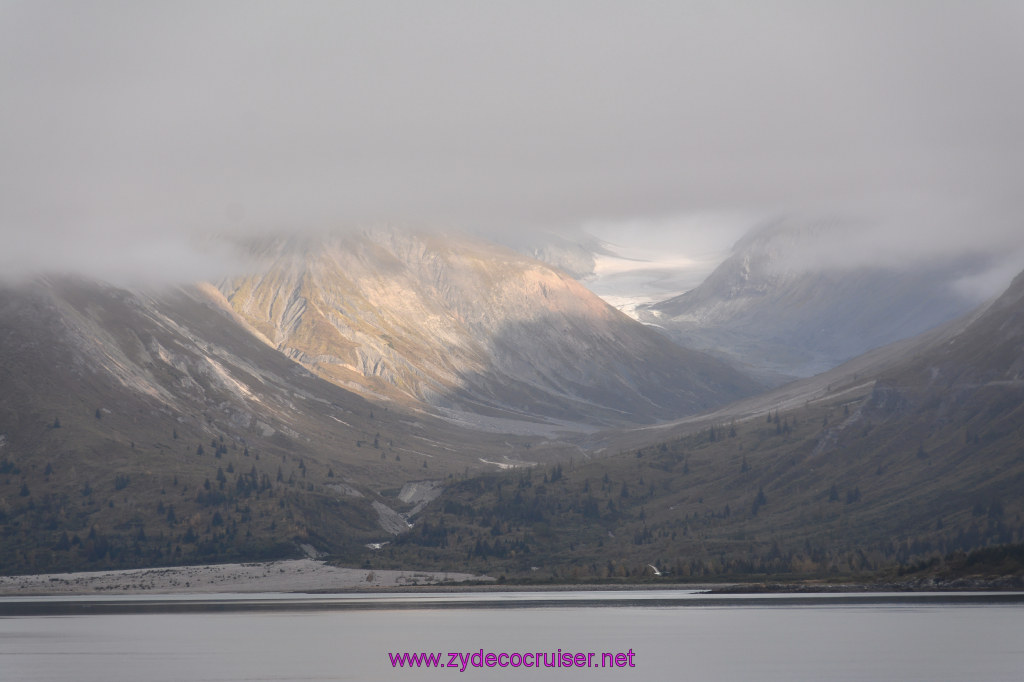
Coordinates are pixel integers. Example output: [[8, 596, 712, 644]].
[[0, 229, 753, 573], [0, 226, 1020, 579]]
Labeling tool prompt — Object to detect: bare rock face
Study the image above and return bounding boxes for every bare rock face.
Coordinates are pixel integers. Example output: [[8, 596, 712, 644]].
[[217, 228, 758, 426]]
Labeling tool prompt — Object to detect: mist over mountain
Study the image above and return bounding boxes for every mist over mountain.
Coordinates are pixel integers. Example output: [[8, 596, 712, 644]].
[[636, 221, 995, 381], [3, 1, 1024, 592], [490, 229, 608, 281]]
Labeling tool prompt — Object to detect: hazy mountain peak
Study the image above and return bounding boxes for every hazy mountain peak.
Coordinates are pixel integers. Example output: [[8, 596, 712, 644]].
[[641, 219, 993, 380]]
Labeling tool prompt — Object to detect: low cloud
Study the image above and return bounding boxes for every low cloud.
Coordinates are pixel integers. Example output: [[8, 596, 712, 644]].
[[1, 2, 1021, 285], [0, 228, 249, 289]]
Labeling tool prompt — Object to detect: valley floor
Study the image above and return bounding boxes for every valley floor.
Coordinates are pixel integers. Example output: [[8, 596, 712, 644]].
[[0, 559, 492, 595]]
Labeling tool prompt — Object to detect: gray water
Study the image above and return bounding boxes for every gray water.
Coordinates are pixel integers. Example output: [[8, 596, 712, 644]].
[[1, 591, 1022, 681]]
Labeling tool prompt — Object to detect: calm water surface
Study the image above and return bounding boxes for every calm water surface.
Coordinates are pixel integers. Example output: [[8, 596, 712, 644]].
[[1, 591, 1022, 681]]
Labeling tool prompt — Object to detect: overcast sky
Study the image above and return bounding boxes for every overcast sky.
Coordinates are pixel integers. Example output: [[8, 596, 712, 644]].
[[2, 1, 1023, 286]]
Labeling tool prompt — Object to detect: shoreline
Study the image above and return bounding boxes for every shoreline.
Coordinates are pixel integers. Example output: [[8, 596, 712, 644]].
[[0, 558, 727, 596], [3, 559, 1021, 597], [0, 559, 492, 596], [706, 576, 1024, 594]]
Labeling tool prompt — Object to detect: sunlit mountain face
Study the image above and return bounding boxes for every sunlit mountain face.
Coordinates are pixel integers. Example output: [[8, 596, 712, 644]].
[[215, 228, 758, 428]]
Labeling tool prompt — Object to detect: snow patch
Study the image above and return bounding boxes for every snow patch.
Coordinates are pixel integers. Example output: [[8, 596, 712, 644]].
[[479, 457, 534, 470]]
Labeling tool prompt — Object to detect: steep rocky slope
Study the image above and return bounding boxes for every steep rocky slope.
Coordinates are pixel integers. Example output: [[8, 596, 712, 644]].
[[217, 229, 757, 427]]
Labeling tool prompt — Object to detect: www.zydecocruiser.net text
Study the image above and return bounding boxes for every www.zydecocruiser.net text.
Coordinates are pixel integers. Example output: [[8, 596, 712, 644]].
[[389, 649, 637, 671]]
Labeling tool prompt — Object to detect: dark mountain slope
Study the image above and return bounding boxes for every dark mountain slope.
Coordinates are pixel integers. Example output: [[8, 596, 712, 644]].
[[0, 278, 566, 573], [374, 271, 1024, 579]]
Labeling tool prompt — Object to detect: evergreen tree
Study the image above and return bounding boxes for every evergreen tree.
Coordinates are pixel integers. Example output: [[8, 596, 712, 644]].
[[751, 487, 767, 515]]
